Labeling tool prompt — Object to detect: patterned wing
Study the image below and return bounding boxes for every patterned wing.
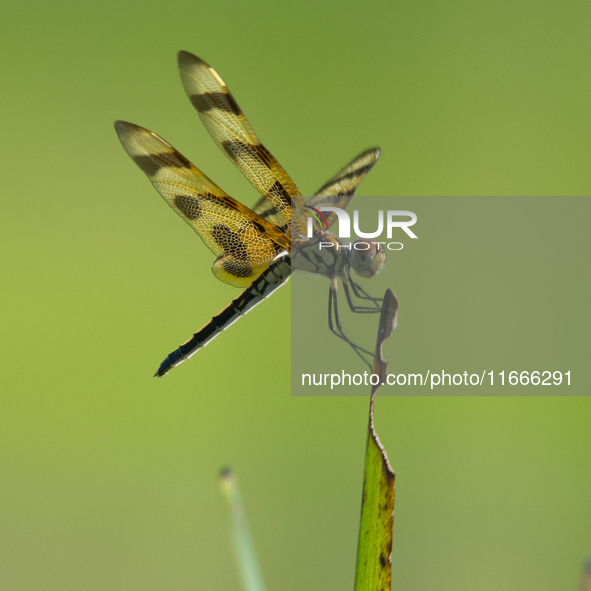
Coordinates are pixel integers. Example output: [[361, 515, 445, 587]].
[[252, 148, 382, 227], [307, 148, 381, 229], [115, 121, 290, 288], [250, 194, 287, 227], [177, 51, 303, 228]]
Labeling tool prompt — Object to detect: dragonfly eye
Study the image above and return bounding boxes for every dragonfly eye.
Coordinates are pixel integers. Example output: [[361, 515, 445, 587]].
[[350, 239, 386, 278]]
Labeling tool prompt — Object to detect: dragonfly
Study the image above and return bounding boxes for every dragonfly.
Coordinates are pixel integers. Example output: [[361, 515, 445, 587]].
[[115, 51, 385, 377]]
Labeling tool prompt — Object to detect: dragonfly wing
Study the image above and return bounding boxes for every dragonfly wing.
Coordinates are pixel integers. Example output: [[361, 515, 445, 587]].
[[178, 51, 303, 228], [307, 147, 381, 229], [252, 147, 382, 230], [251, 195, 285, 227], [115, 120, 290, 287]]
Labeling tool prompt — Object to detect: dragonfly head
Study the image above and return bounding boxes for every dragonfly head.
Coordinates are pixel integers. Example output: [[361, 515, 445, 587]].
[[350, 239, 386, 278]]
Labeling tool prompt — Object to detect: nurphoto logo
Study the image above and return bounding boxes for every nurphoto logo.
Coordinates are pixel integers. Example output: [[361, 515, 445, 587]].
[[304, 205, 418, 251]]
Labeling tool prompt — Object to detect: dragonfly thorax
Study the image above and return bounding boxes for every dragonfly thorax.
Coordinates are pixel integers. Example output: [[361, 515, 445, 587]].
[[291, 232, 385, 280], [291, 231, 347, 278]]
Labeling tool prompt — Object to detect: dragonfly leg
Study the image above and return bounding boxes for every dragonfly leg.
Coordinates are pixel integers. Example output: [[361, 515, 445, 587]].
[[328, 278, 375, 370], [344, 276, 383, 312]]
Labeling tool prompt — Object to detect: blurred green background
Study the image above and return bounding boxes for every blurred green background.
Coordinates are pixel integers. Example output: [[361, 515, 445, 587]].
[[1, 0, 590, 590]]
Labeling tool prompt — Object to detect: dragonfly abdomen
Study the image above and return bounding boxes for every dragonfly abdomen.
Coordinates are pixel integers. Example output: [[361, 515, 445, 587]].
[[154, 256, 291, 377]]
